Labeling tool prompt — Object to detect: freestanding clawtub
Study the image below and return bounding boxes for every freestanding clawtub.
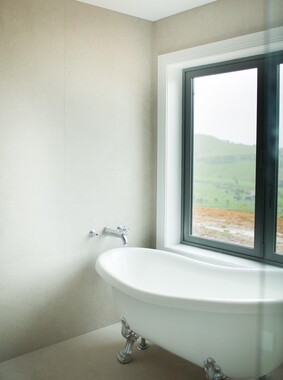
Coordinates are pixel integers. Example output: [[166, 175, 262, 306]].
[[95, 247, 283, 379]]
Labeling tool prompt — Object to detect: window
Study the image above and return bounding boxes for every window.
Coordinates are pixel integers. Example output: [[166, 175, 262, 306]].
[[182, 53, 283, 266], [157, 27, 283, 268]]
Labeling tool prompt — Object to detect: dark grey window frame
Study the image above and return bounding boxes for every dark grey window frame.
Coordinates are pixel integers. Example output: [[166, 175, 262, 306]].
[[182, 51, 283, 267]]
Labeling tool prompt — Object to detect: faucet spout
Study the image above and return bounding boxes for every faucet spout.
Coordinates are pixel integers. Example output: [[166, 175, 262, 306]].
[[120, 233, 128, 246], [102, 226, 129, 246]]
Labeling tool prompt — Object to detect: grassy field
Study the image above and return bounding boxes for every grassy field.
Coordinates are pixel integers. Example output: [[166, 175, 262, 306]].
[[193, 134, 283, 216]]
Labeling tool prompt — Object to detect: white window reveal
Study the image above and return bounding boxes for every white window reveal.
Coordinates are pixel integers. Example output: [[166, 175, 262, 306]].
[[157, 27, 283, 267]]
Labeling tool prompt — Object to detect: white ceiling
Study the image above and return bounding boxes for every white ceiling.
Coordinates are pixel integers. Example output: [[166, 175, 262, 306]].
[[77, 0, 218, 21]]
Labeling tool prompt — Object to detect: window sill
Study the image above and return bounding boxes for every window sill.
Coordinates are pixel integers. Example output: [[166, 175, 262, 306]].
[[164, 243, 283, 271]]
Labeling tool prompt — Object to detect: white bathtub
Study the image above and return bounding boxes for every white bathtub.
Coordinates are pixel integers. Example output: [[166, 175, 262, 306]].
[[95, 247, 283, 379]]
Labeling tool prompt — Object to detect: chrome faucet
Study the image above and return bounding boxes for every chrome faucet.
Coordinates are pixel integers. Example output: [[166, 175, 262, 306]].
[[102, 226, 129, 246]]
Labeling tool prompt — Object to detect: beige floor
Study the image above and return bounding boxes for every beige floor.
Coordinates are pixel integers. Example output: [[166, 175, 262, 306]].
[[0, 323, 282, 380]]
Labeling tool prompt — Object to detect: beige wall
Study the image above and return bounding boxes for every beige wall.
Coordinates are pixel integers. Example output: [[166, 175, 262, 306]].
[[0, 0, 153, 361], [154, 0, 283, 55], [1, 0, 283, 363]]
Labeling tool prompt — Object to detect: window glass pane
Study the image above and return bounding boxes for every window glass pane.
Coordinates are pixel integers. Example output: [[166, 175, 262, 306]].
[[276, 64, 283, 254], [191, 69, 257, 247]]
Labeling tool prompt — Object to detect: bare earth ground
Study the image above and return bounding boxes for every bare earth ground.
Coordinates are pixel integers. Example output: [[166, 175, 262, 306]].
[[193, 207, 283, 253]]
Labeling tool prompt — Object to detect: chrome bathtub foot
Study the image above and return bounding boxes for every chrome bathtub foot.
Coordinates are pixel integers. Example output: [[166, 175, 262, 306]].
[[137, 337, 148, 350], [204, 358, 229, 380], [117, 317, 140, 364]]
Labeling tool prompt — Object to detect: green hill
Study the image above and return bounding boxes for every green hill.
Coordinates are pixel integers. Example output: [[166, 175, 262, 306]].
[[194, 134, 256, 158], [192, 134, 283, 215]]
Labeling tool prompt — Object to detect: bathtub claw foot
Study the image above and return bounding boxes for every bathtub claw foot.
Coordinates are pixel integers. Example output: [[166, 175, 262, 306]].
[[204, 358, 229, 380], [137, 337, 148, 350], [117, 350, 133, 364], [117, 317, 140, 364]]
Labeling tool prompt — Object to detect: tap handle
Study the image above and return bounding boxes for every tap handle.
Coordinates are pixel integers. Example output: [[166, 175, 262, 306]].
[[89, 229, 99, 237], [117, 225, 129, 233]]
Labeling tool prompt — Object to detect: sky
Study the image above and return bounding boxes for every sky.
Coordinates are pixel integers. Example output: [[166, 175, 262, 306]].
[[193, 65, 283, 147]]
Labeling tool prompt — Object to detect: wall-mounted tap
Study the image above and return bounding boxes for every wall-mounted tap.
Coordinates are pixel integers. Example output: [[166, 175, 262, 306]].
[[88, 229, 99, 237], [102, 226, 129, 246]]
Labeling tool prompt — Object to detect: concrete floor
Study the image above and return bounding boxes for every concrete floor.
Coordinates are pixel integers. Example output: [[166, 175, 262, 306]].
[[0, 323, 282, 380]]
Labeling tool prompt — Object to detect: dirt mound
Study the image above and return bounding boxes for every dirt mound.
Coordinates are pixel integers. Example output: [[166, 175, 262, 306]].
[[192, 207, 283, 252]]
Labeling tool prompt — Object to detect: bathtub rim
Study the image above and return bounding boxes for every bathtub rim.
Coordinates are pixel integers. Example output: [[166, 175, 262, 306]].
[[95, 247, 283, 314]]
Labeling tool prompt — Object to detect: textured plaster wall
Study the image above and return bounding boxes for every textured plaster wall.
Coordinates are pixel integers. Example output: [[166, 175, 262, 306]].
[[154, 0, 283, 55], [0, 0, 153, 361]]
